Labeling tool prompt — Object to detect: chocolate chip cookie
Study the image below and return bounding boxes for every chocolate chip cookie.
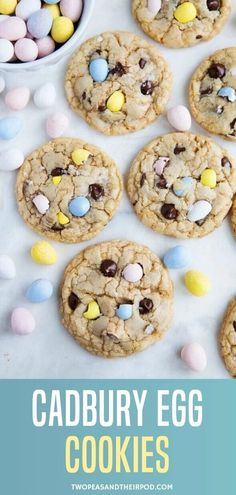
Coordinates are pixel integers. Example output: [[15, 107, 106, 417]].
[[189, 47, 236, 140], [60, 240, 174, 357], [127, 132, 236, 239], [65, 31, 172, 135], [220, 299, 236, 377], [132, 1, 231, 48], [16, 138, 123, 243]]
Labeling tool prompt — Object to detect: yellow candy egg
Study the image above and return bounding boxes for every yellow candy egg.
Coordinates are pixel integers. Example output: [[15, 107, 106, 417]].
[[107, 90, 125, 112], [51, 16, 74, 44], [72, 149, 91, 166], [174, 2, 197, 23], [83, 301, 101, 320], [43, 4, 60, 20], [185, 271, 211, 297], [52, 176, 62, 186], [200, 169, 217, 189], [31, 240, 58, 265], [57, 212, 70, 225], [0, 0, 17, 15]]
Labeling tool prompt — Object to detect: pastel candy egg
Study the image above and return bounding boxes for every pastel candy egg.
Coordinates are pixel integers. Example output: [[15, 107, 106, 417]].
[[123, 263, 143, 283], [16, 0, 42, 21], [60, 0, 83, 22], [32, 194, 50, 214], [164, 245, 191, 270], [33, 83, 56, 108], [36, 36, 55, 58], [201, 169, 217, 188], [27, 9, 53, 39], [116, 304, 133, 321], [44, 0, 60, 3], [0, 0, 17, 15], [145, 324, 154, 335], [0, 148, 24, 171], [15, 38, 38, 62], [153, 156, 169, 175], [173, 177, 193, 197], [5, 87, 30, 111], [148, 0, 162, 15], [217, 86, 236, 102], [72, 148, 91, 165], [51, 16, 74, 43], [26, 279, 53, 303], [0, 39, 14, 62], [83, 301, 101, 320], [43, 4, 60, 20], [0, 76, 5, 93], [89, 58, 108, 83], [46, 112, 69, 138], [185, 271, 211, 297], [0, 16, 27, 41], [167, 105, 191, 132], [181, 343, 207, 372], [0, 116, 22, 140], [0, 254, 16, 279], [69, 196, 90, 217], [11, 307, 35, 335], [31, 240, 58, 265], [107, 90, 125, 112], [174, 2, 197, 23], [187, 200, 212, 222]]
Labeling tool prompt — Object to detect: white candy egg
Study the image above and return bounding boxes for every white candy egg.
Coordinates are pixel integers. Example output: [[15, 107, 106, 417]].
[[187, 200, 212, 223], [46, 112, 69, 138], [0, 148, 24, 171], [33, 82, 56, 108], [16, 0, 42, 21], [0, 39, 14, 62], [0, 255, 16, 279], [5, 86, 30, 111], [0, 76, 5, 93], [167, 105, 192, 132]]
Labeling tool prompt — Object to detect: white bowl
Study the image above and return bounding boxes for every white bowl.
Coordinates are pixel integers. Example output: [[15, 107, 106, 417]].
[[0, 0, 94, 72]]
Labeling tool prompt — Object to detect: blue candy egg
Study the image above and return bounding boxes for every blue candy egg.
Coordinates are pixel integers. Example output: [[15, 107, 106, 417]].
[[116, 304, 133, 321], [0, 116, 22, 140], [89, 58, 108, 83], [27, 10, 53, 39], [164, 245, 191, 270], [26, 279, 53, 303], [217, 86, 236, 102], [173, 177, 193, 197], [44, 0, 60, 3], [69, 196, 90, 217]]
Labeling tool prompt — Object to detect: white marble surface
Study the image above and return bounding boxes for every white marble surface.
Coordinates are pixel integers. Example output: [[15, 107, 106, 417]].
[[0, 0, 236, 379]]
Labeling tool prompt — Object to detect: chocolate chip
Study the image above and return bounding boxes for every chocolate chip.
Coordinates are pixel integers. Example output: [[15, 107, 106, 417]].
[[230, 118, 236, 129], [68, 292, 80, 311], [196, 35, 202, 39], [157, 176, 167, 189], [222, 157, 232, 168], [51, 224, 64, 231], [100, 259, 117, 277], [196, 219, 206, 227], [200, 87, 213, 96], [139, 58, 147, 69], [98, 104, 106, 112], [82, 91, 86, 100], [89, 183, 104, 200], [207, 0, 220, 10], [139, 298, 154, 315], [140, 173, 146, 187], [161, 203, 179, 220], [174, 145, 186, 155], [141, 81, 153, 95], [233, 321, 236, 331], [51, 167, 66, 177], [109, 62, 127, 76], [208, 63, 225, 79], [106, 332, 120, 343]]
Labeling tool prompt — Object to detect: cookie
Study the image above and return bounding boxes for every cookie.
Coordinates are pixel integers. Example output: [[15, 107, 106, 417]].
[[60, 240, 174, 357], [65, 31, 172, 135], [127, 132, 236, 239], [220, 299, 236, 377], [189, 47, 236, 140], [16, 138, 123, 243], [132, 0, 231, 48], [231, 196, 236, 236]]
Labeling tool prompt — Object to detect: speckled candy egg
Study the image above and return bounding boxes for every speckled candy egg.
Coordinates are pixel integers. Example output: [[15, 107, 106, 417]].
[[33, 82, 56, 108], [167, 105, 192, 132], [15, 38, 38, 61], [0, 16, 27, 41], [181, 343, 207, 372], [36, 36, 55, 58], [46, 112, 69, 138], [27, 9, 53, 39], [0, 254, 16, 279], [26, 279, 53, 303], [0, 148, 24, 171], [5, 86, 30, 111], [0, 39, 14, 62], [0, 116, 22, 140], [16, 0, 42, 21], [11, 307, 35, 335], [60, 0, 83, 22]]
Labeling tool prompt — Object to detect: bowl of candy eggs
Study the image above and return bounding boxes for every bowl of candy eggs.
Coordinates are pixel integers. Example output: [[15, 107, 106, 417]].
[[0, 0, 94, 70]]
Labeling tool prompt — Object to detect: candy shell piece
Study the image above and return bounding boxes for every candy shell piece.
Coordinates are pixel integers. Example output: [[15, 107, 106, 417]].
[[0, 0, 17, 15], [15, 38, 38, 62], [217, 86, 236, 103], [27, 9, 53, 39], [200, 169, 217, 188], [52, 176, 61, 186], [5, 87, 30, 111], [185, 270, 211, 297], [107, 90, 125, 112], [89, 58, 108, 83], [0, 116, 22, 140], [0, 148, 24, 171], [32, 194, 50, 214], [16, 0, 42, 21], [57, 212, 70, 225], [31, 240, 58, 265], [181, 343, 207, 372], [0, 76, 5, 93], [148, 0, 162, 15], [60, 0, 83, 22], [164, 245, 191, 269], [0, 255, 16, 279], [69, 196, 90, 217], [26, 279, 53, 303], [46, 112, 69, 138], [153, 156, 169, 175], [0, 39, 14, 62], [51, 16, 74, 43], [36, 36, 55, 58], [33, 83, 56, 108], [123, 263, 143, 283], [83, 301, 101, 320], [167, 105, 191, 131], [72, 148, 91, 166], [116, 304, 133, 321], [11, 307, 35, 335], [174, 2, 197, 23], [187, 200, 212, 222], [0, 16, 27, 41], [43, 3, 60, 19], [173, 177, 193, 197]]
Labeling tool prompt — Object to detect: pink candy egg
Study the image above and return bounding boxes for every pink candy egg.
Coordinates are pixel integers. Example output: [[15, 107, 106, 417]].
[[154, 156, 169, 175], [15, 38, 38, 62], [60, 0, 83, 22], [181, 343, 207, 372], [123, 263, 143, 283], [5, 86, 30, 111], [0, 16, 27, 41], [46, 112, 69, 138], [167, 105, 192, 132], [36, 36, 55, 58], [11, 307, 36, 336]]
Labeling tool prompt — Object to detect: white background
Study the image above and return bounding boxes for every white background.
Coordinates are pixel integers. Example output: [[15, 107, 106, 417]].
[[0, 0, 236, 379]]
